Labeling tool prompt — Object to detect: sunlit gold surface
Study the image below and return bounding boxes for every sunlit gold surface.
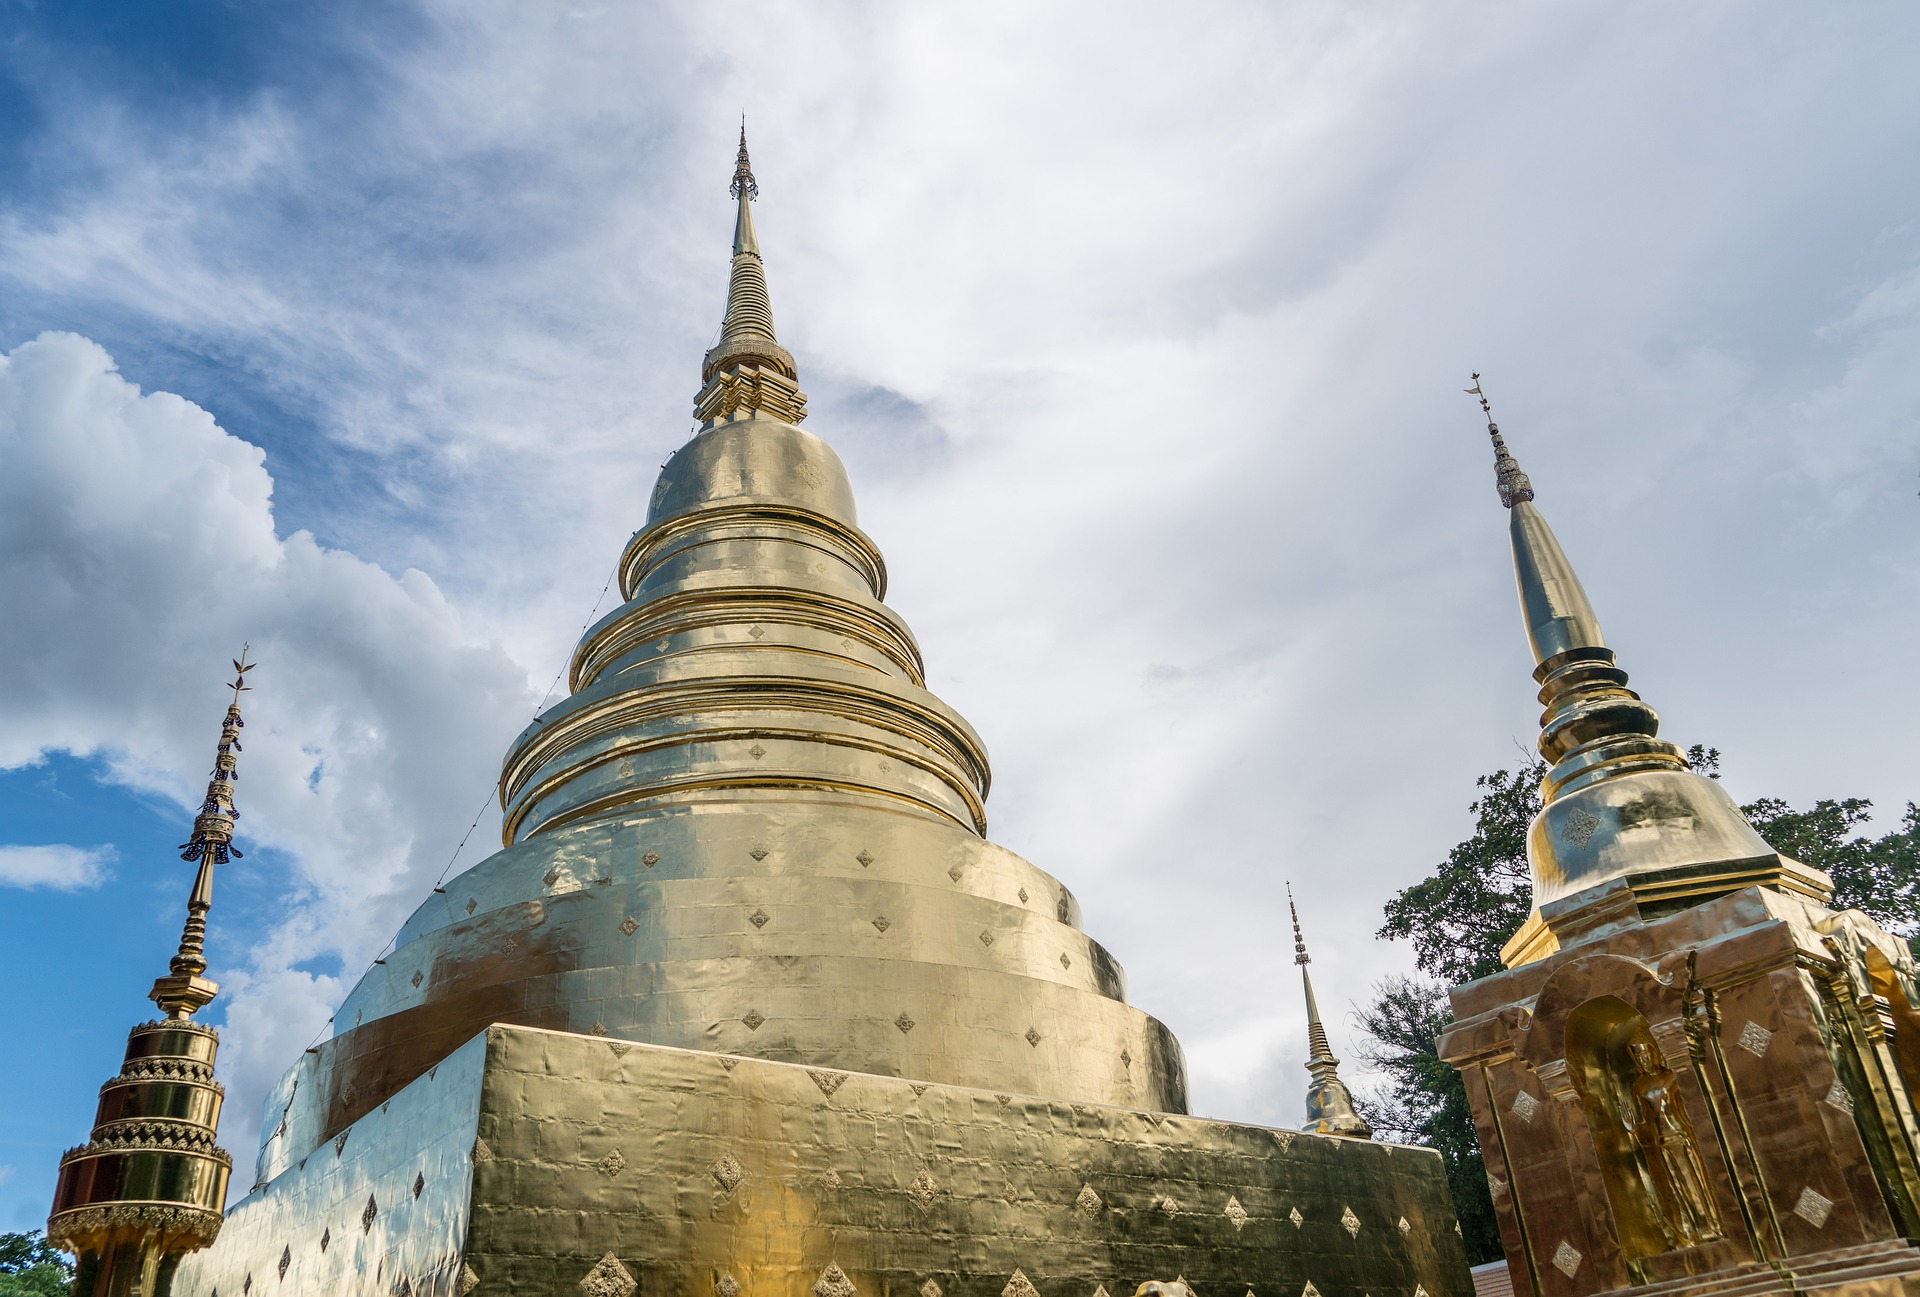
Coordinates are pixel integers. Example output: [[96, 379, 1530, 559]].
[[186, 1026, 1472, 1297]]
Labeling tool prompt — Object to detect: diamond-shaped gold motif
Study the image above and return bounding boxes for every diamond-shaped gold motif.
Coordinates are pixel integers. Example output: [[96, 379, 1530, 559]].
[[1273, 1130, 1297, 1153], [908, 1169, 940, 1208], [1341, 1205, 1361, 1237], [742, 1009, 765, 1031], [1825, 1079, 1855, 1113], [1060, 953, 1071, 968], [717, 1275, 741, 1297], [812, 1266, 856, 1297], [1738, 1020, 1774, 1057], [543, 868, 561, 887], [873, 915, 891, 932], [1157, 1195, 1178, 1218], [749, 743, 766, 759], [1226, 1196, 1250, 1230], [921, 1282, 941, 1297], [979, 930, 995, 946], [818, 1169, 842, 1191], [360, 1193, 378, 1233], [1487, 1172, 1507, 1197], [949, 864, 963, 881], [1301, 1284, 1321, 1297], [1120, 1048, 1132, 1069], [1562, 806, 1601, 847], [1397, 1216, 1411, 1234], [749, 846, 769, 861], [1795, 1187, 1834, 1228], [1075, 1184, 1102, 1217], [1511, 1090, 1541, 1123], [895, 1012, 916, 1033], [641, 851, 659, 867], [710, 1155, 744, 1195], [619, 916, 639, 936], [809, 1069, 847, 1096], [583, 1253, 638, 1297], [411, 969, 423, 988], [1003, 1271, 1038, 1297], [1552, 1243, 1582, 1278], [1289, 1206, 1304, 1227], [1025, 1027, 1042, 1047], [589, 1020, 608, 1036], [750, 908, 770, 928], [464, 897, 476, 915], [598, 1149, 626, 1176], [1018, 887, 1029, 903], [748, 625, 766, 639], [857, 850, 874, 867]]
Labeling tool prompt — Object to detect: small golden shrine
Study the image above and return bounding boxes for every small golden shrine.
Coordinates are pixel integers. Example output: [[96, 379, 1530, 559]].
[[1439, 382, 1920, 1297]]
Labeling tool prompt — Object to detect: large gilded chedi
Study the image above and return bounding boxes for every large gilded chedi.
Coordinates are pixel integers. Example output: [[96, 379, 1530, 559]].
[[259, 134, 1183, 1175], [175, 138, 1471, 1297]]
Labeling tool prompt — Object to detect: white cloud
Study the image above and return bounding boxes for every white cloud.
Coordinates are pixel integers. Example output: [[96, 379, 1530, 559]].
[[1, 2, 1918, 1144], [0, 331, 534, 1165], [0, 843, 113, 890]]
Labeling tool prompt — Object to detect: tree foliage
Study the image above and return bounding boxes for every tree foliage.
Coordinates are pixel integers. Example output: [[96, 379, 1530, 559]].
[[0, 1232, 71, 1297], [1360, 744, 1920, 1268]]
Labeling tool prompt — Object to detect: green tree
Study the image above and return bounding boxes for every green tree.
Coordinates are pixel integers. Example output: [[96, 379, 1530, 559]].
[[1742, 798, 1920, 952], [0, 1231, 72, 1297]]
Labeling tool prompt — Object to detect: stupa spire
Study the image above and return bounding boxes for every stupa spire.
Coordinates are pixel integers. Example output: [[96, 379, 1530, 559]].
[[695, 122, 807, 427], [49, 654, 246, 1292], [1289, 886, 1371, 1138], [1466, 377, 1826, 967]]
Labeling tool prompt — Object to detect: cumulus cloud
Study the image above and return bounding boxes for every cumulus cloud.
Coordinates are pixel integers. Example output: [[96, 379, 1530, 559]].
[[0, 332, 533, 1162], [0, 843, 114, 890], [0, 2, 1917, 1142]]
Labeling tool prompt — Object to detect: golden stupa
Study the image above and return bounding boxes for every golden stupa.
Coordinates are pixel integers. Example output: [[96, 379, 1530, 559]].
[[138, 134, 1472, 1297], [1440, 382, 1920, 1297]]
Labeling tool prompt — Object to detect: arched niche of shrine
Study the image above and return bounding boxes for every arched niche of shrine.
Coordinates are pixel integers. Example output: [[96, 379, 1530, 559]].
[[1565, 995, 1723, 1267]]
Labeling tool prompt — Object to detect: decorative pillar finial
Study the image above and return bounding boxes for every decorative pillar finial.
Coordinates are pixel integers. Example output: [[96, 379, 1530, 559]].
[[731, 118, 758, 202]]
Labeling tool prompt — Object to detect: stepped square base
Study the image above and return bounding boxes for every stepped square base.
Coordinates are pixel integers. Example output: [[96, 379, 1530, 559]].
[[177, 1025, 1472, 1297]]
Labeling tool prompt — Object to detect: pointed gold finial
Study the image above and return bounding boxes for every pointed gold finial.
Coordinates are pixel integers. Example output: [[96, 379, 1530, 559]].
[[730, 118, 758, 202], [150, 646, 254, 1020], [695, 125, 807, 427], [1287, 884, 1371, 1139], [1467, 372, 1534, 509], [1463, 386, 1827, 969]]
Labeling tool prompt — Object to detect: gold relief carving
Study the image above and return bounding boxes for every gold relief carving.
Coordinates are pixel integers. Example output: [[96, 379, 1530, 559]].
[[1486, 1172, 1507, 1198], [1156, 1195, 1178, 1218], [749, 847, 769, 862], [1026, 1028, 1042, 1047], [589, 1021, 608, 1036], [412, 1171, 425, 1198], [1075, 1184, 1102, 1217], [1271, 1130, 1296, 1153], [1225, 1196, 1249, 1230], [909, 1083, 930, 1096], [748, 625, 766, 639], [995, 1094, 1013, 1106], [459, 1262, 478, 1295], [873, 916, 891, 932], [360, 1193, 377, 1233], [1341, 1206, 1360, 1237], [921, 1282, 942, 1297], [748, 744, 766, 759], [619, 916, 639, 936], [1824, 1078, 1855, 1113], [1510, 1090, 1541, 1123], [741, 1010, 765, 1031], [717, 1274, 741, 1297], [1092, 1288, 1109, 1297], [464, 898, 476, 915], [818, 1168, 842, 1191], [320, 1229, 330, 1253], [979, 931, 995, 947], [1301, 1284, 1322, 1297], [1060, 954, 1071, 969], [710, 1155, 744, 1194], [1562, 807, 1601, 847], [1737, 1020, 1773, 1057], [749, 908, 771, 928], [908, 1170, 939, 1209], [582, 1253, 638, 1297], [1551, 1243, 1582, 1278], [1397, 1215, 1411, 1234], [813, 1264, 856, 1297], [641, 851, 659, 867], [894, 1013, 916, 1033], [1120, 1049, 1132, 1070], [808, 1070, 847, 1096], [410, 969, 423, 989], [1001, 1185, 1020, 1205], [719, 1055, 737, 1070], [1794, 1187, 1834, 1228], [334, 1132, 349, 1156], [1003, 1272, 1040, 1297], [948, 865, 964, 882], [857, 850, 874, 866], [471, 1137, 493, 1163], [598, 1150, 626, 1177], [543, 867, 561, 887], [1567, 998, 1723, 1260], [1018, 888, 1029, 904], [1289, 1207, 1304, 1227]]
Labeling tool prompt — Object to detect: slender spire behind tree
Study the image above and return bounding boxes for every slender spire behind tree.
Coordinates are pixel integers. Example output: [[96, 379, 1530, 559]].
[[1289, 885, 1371, 1138]]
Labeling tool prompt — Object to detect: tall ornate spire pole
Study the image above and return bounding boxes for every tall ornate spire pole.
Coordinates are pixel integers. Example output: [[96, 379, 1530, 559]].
[[692, 122, 809, 428], [1289, 885, 1371, 1138], [1467, 377, 1823, 968], [49, 653, 250, 1296]]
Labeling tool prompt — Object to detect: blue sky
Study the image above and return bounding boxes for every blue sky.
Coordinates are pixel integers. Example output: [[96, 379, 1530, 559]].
[[3, 0, 1920, 1232]]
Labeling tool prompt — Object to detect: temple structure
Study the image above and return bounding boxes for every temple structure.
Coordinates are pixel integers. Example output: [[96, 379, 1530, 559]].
[[48, 653, 253, 1296], [1438, 382, 1920, 1297], [1291, 889, 1371, 1139], [158, 135, 1473, 1297]]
